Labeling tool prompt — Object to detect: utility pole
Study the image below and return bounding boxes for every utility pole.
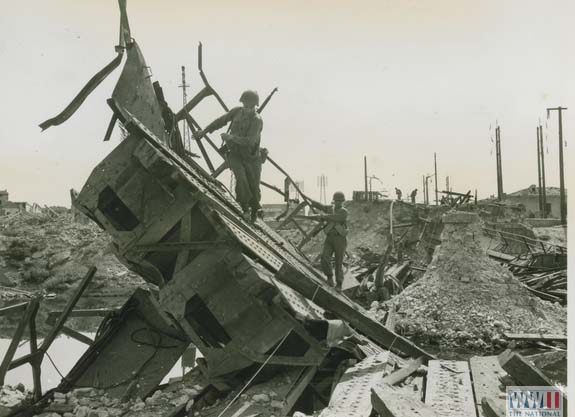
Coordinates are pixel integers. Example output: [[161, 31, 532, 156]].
[[422, 175, 425, 205], [536, 126, 543, 215], [364, 156, 368, 201], [434, 153, 438, 205], [538, 125, 547, 218], [179, 66, 190, 150], [495, 125, 504, 200], [446, 176, 450, 193], [317, 175, 328, 204], [547, 107, 568, 224]]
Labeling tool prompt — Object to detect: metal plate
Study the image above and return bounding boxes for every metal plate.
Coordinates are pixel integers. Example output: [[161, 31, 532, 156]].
[[319, 351, 390, 417], [469, 356, 506, 417], [426, 360, 477, 417]]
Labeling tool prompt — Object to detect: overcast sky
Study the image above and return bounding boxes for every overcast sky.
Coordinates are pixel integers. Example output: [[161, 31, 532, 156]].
[[0, 0, 573, 207]]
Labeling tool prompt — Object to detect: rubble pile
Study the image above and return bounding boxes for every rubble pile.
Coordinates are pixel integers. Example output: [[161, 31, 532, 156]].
[[0, 212, 141, 295], [378, 212, 567, 350], [532, 225, 567, 247], [25, 383, 203, 417]]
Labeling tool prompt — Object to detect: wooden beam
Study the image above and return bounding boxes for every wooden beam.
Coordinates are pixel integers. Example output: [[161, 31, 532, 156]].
[[60, 326, 94, 346], [0, 299, 39, 385], [0, 302, 29, 316], [27, 301, 42, 400], [504, 333, 567, 343], [498, 349, 560, 387], [381, 356, 424, 386]]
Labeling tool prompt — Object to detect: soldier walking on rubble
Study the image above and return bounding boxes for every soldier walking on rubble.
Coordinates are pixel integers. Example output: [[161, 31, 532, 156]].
[[395, 187, 402, 201], [309, 192, 348, 291], [410, 189, 417, 204], [194, 90, 263, 221]]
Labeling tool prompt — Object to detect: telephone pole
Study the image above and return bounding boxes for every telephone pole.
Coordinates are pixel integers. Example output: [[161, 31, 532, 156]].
[[538, 125, 547, 218], [434, 153, 438, 205], [364, 156, 368, 201], [179, 66, 190, 150], [495, 125, 504, 200], [536, 126, 543, 216], [546, 107, 568, 224]]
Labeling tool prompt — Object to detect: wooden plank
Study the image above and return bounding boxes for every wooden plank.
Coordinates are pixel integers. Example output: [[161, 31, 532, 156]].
[[28, 301, 42, 400], [277, 201, 307, 230], [498, 349, 557, 386], [381, 356, 424, 386], [276, 264, 434, 360], [319, 352, 390, 417], [0, 302, 29, 316], [425, 360, 477, 417], [469, 356, 506, 417], [281, 366, 318, 415], [480, 398, 506, 417], [372, 384, 439, 417], [60, 326, 93, 346], [384, 306, 397, 332], [0, 299, 39, 384], [504, 333, 567, 343]]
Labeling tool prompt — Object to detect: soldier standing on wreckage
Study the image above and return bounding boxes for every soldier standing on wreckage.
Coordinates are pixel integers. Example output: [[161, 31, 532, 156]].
[[193, 90, 264, 221], [308, 192, 348, 291]]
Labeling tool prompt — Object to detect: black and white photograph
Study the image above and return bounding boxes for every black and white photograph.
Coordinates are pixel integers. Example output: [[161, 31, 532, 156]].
[[0, 1, 572, 416]]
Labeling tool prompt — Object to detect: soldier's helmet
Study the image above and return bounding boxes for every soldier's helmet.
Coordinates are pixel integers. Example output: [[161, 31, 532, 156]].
[[333, 191, 345, 202], [239, 90, 259, 106]]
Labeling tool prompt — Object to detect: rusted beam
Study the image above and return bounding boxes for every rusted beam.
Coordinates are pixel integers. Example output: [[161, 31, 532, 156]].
[[103, 113, 118, 142], [183, 113, 215, 173], [132, 240, 230, 252]]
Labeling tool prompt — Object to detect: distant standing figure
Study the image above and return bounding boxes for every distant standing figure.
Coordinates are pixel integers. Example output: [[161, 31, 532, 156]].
[[395, 187, 402, 201], [410, 189, 418, 204], [194, 90, 263, 221]]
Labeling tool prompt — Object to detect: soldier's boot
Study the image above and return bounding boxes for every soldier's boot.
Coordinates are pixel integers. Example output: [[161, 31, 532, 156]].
[[326, 275, 335, 287]]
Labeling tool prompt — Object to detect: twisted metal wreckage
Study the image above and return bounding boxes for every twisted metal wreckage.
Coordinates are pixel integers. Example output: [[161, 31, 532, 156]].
[[5, 1, 445, 416]]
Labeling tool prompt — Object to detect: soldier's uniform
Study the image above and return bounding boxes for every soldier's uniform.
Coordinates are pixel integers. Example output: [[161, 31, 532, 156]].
[[319, 195, 348, 290], [202, 96, 263, 217]]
